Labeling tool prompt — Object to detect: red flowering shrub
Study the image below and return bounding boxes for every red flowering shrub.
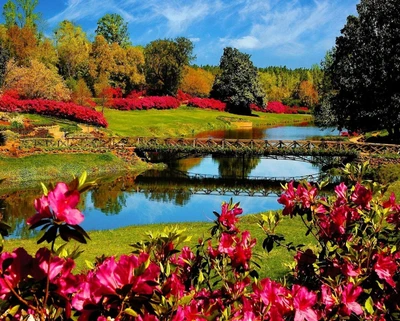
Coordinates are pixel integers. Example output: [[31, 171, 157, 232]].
[[0, 163, 399, 320], [126, 90, 147, 99], [187, 97, 226, 111], [251, 101, 309, 114], [176, 90, 192, 103], [110, 96, 180, 111], [0, 96, 108, 127]]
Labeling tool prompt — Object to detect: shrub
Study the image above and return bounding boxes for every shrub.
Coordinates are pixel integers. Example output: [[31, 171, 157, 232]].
[[110, 96, 180, 111], [187, 97, 226, 111], [0, 163, 399, 320], [0, 96, 108, 127]]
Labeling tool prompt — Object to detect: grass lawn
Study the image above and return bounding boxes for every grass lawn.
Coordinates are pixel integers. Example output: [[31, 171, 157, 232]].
[[103, 106, 312, 137], [4, 213, 315, 281]]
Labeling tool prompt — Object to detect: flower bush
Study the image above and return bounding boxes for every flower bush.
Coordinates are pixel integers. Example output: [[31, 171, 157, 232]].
[[187, 97, 227, 111], [0, 163, 399, 320], [0, 95, 108, 127], [251, 101, 309, 114], [110, 97, 180, 111]]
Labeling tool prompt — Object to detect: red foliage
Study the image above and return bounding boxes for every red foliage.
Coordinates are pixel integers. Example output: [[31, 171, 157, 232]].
[[126, 90, 147, 99], [251, 101, 309, 114], [110, 96, 180, 111], [0, 96, 108, 127], [187, 97, 226, 111], [176, 90, 192, 103]]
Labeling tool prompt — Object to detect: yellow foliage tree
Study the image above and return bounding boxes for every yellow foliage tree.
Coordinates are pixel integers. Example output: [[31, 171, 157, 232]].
[[298, 80, 319, 107], [4, 59, 71, 100], [180, 66, 214, 97]]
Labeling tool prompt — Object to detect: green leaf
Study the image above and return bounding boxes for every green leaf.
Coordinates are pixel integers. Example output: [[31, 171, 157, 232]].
[[79, 171, 87, 188], [364, 296, 374, 314], [124, 308, 138, 317], [40, 182, 48, 196]]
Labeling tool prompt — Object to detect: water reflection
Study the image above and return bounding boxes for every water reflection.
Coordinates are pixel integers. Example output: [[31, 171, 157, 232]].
[[3, 125, 340, 238]]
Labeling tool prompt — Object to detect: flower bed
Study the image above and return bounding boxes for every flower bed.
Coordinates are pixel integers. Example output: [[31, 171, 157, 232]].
[[0, 96, 108, 127], [0, 162, 399, 320], [110, 96, 180, 111], [187, 97, 227, 111], [251, 101, 309, 114]]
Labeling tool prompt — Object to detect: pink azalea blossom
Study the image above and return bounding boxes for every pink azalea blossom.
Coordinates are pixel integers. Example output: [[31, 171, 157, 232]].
[[350, 183, 372, 209], [292, 284, 318, 321], [338, 283, 363, 316], [374, 252, 397, 287], [48, 182, 84, 225]]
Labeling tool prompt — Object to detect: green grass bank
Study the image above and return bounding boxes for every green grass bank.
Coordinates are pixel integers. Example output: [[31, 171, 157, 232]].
[[4, 213, 315, 281]]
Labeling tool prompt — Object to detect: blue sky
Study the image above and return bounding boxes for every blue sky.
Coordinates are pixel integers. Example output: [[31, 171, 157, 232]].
[[19, 0, 359, 68]]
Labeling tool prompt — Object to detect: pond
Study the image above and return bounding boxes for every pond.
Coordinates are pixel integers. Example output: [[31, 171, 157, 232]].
[[3, 124, 340, 238]]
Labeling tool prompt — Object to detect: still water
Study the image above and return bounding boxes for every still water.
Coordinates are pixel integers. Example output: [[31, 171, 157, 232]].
[[3, 125, 339, 238]]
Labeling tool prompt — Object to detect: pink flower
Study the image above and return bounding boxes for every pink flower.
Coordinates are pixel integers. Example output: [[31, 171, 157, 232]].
[[338, 284, 363, 316], [292, 285, 318, 321], [374, 252, 397, 287], [0, 248, 33, 299], [48, 183, 84, 225], [350, 183, 372, 209], [335, 182, 348, 200]]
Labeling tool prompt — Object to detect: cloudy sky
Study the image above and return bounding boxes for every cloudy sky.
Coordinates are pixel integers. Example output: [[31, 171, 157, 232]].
[[27, 0, 359, 68]]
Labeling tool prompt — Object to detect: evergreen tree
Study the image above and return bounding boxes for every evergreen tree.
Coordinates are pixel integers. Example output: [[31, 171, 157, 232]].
[[323, 0, 400, 139], [210, 47, 265, 115]]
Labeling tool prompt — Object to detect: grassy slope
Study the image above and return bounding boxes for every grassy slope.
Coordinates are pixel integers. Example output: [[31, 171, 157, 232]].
[[103, 106, 312, 137], [0, 153, 147, 188], [4, 213, 315, 280]]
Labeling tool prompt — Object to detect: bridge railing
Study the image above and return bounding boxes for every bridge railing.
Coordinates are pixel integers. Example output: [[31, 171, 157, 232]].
[[17, 136, 400, 156]]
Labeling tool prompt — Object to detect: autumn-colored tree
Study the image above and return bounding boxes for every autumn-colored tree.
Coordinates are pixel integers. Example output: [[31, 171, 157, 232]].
[[88, 35, 114, 82], [4, 59, 71, 100], [54, 20, 90, 79], [33, 38, 58, 68], [6, 25, 37, 65], [298, 80, 318, 108], [71, 78, 93, 106], [110, 43, 145, 93], [180, 66, 214, 97]]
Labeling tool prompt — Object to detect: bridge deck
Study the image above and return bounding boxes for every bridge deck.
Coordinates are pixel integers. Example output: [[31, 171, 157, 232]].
[[18, 136, 400, 156]]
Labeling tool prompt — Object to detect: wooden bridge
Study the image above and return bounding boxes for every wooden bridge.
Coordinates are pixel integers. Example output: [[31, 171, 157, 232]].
[[18, 136, 400, 157]]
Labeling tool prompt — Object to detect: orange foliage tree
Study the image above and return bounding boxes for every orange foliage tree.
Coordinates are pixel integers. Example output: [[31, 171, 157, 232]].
[[180, 66, 214, 97], [298, 80, 318, 108]]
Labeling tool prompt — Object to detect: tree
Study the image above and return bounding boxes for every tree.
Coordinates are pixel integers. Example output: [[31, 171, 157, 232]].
[[4, 59, 71, 100], [2, 0, 40, 29], [144, 37, 194, 96], [0, 43, 10, 87], [6, 25, 37, 65], [110, 43, 145, 93], [95, 13, 131, 48], [298, 80, 318, 108], [180, 66, 214, 97], [210, 47, 266, 115], [321, 0, 400, 139], [54, 20, 90, 79]]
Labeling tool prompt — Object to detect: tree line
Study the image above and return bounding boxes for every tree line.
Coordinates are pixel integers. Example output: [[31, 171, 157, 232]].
[[0, 0, 321, 111]]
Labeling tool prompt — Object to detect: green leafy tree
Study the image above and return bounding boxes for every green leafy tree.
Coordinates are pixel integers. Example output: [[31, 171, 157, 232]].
[[210, 47, 266, 115], [2, 0, 40, 29], [95, 13, 131, 48], [54, 20, 90, 79], [322, 0, 400, 139], [144, 37, 194, 96]]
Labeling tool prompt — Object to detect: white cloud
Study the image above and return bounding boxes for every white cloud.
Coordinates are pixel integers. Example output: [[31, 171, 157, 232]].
[[221, 0, 357, 55], [151, 1, 210, 35], [189, 37, 200, 43]]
